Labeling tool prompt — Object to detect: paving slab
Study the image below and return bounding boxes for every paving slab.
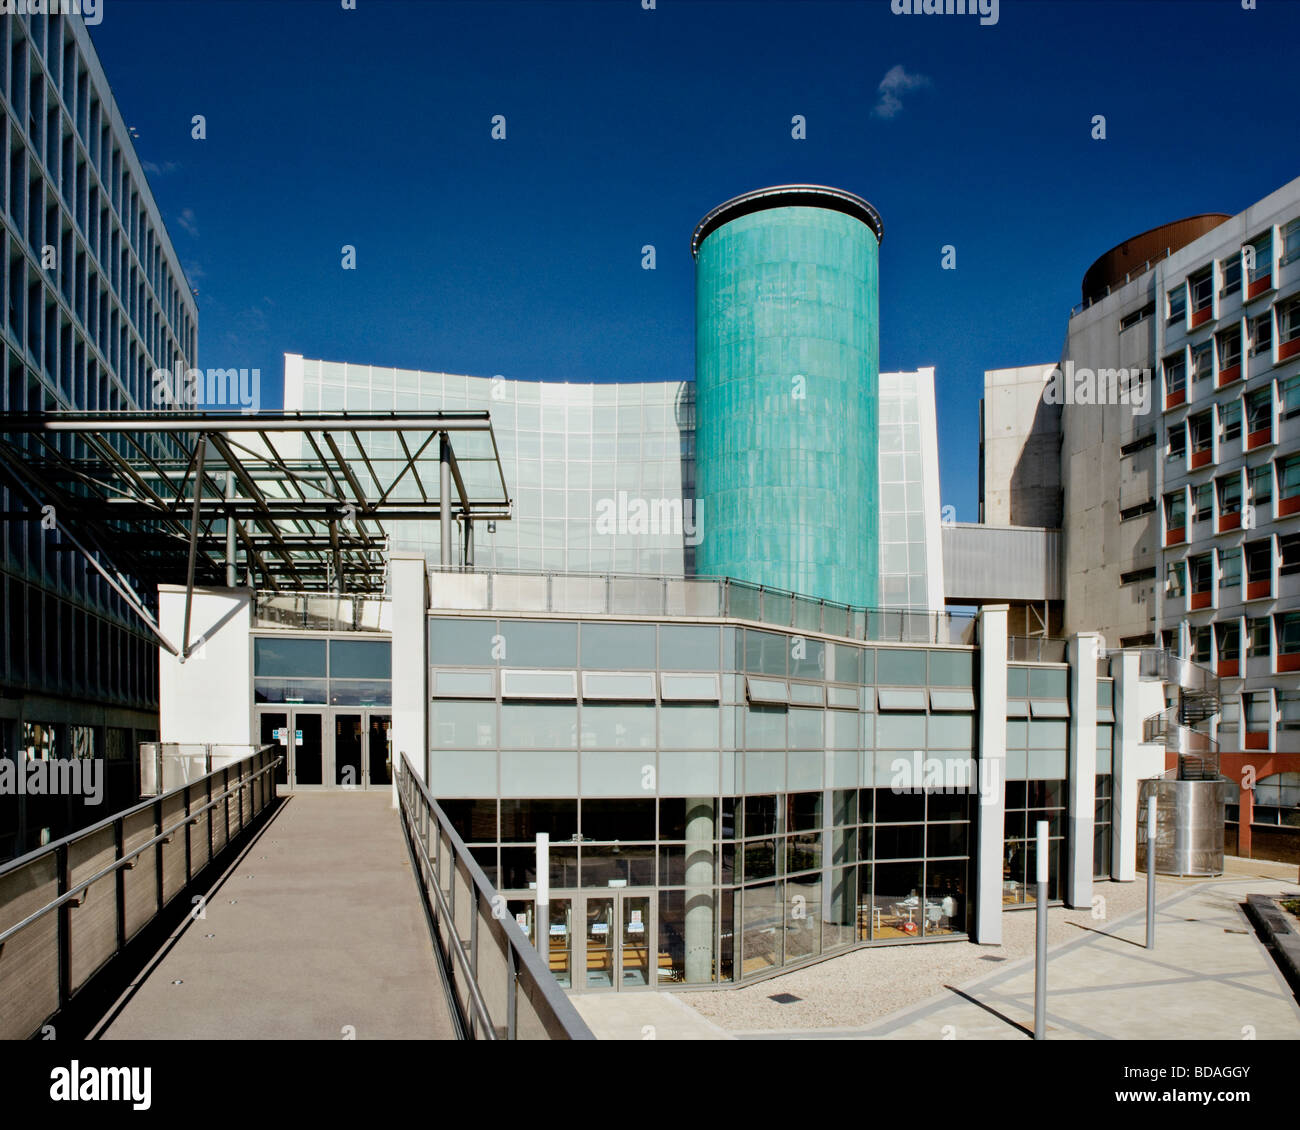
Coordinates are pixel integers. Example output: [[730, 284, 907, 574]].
[[96, 791, 456, 1040], [572, 991, 734, 1040]]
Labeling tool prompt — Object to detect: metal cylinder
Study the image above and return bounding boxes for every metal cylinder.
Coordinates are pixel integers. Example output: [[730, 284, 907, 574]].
[[692, 186, 882, 606]]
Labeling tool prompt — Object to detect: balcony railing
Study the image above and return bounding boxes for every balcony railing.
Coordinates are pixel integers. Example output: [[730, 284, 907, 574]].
[[422, 568, 977, 645], [396, 756, 594, 1041], [0, 747, 280, 1040], [1006, 636, 1068, 663], [253, 592, 392, 633]]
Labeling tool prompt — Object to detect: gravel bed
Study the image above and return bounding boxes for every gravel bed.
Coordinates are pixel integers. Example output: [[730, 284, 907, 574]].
[[681, 878, 1181, 1032]]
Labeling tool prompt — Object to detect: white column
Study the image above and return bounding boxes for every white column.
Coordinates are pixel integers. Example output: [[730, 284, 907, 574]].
[[1111, 650, 1164, 880], [975, 604, 1008, 945], [389, 552, 429, 807], [1066, 634, 1100, 909], [684, 798, 715, 983]]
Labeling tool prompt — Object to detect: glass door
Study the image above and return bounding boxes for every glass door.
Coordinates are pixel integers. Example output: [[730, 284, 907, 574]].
[[570, 891, 654, 990], [547, 899, 573, 990], [367, 714, 392, 787], [291, 712, 324, 786], [334, 713, 363, 788], [259, 712, 289, 785], [620, 894, 651, 987]]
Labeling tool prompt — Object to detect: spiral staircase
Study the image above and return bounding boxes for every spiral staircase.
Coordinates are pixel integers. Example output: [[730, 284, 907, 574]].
[[1137, 649, 1228, 876]]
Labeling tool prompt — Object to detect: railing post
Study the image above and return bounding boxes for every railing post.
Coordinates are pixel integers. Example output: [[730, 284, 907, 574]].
[[114, 816, 126, 950], [183, 784, 192, 884], [56, 843, 71, 1008], [155, 798, 165, 912], [506, 945, 518, 1040]]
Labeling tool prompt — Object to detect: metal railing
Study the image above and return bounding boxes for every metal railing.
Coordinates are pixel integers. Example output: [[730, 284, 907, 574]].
[[139, 742, 273, 796], [1007, 636, 1068, 663], [395, 755, 594, 1041], [0, 747, 280, 1040], [424, 568, 977, 646]]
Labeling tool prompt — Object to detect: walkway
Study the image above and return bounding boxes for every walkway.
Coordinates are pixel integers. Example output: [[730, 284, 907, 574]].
[[93, 792, 456, 1040]]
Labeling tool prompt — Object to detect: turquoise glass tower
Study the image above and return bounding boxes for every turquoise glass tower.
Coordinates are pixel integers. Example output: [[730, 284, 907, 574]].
[[691, 186, 882, 607]]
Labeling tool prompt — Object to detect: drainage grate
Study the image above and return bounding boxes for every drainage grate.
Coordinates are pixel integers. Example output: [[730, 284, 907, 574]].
[[768, 992, 802, 1004]]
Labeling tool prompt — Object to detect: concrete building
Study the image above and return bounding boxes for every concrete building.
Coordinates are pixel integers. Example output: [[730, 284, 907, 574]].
[[981, 174, 1300, 862], [0, 11, 198, 858]]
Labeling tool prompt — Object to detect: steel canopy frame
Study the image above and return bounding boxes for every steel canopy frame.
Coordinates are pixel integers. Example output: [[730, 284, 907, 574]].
[[0, 411, 512, 659]]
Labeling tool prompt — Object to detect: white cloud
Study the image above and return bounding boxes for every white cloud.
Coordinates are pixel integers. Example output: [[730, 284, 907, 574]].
[[176, 208, 199, 238], [872, 64, 931, 120]]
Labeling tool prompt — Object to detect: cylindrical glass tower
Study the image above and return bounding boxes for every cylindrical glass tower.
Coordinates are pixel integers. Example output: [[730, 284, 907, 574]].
[[691, 185, 882, 608]]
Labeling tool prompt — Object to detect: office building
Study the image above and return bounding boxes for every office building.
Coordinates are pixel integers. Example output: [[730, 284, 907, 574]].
[[0, 12, 197, 857], [982, 175, 1300, 862]]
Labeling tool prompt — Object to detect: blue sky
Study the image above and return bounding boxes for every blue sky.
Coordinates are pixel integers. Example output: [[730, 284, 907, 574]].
[[90, 0, 1297, 520]]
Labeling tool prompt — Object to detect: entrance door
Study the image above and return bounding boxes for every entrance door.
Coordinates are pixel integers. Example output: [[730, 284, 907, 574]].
[[576, 891, 653, 989], [255, 709, 324, 788], [334, 714, 364, 788], [367, 715, 392, 786]]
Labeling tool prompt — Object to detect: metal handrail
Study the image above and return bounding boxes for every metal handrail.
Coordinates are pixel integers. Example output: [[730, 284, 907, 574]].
[[0, 746, 281, 1040], [395, 754, 594, 1041], [0, 754, 278, 946], [418, 568, 976, 645]]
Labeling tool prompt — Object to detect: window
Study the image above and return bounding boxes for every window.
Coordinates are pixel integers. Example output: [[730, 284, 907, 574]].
[[1247, 231, 1272, 282], [1253, 771, 1300, 825], [1120, 499, 1156, 521], [1166, 560, 1187, 597], [1189, 553, 1213, 591], [1192, 342, 1213, 382], [1121, 432, 1156, 455], [1189, 267, 1213, 313], [1249, 463, 1273, 508], [1284, 218, 1300, 267], [1217, 472, 1242, 514], [1167, 425, 1186, 463], [1248, 311, 1272, 357], [1167, 285, 1186, 322], [1281, 533, 1300, 578], [1246, 538, 1272, 583], [1279, 453, 1300, 500], [1246, 387, 1272, 434], [1189, 410, 1213, 453], [1220, 399, 1242, 443], [1192, 482, 1213, 524], [1121, 566, 1156, 584], [1248, 616, 1271, 657], [1245, 690, 1271, 733], [1120, 302, 1155, 331], [1191, 624, 1212, 663], [1164, 491, 1186, 529], [1277, 611, 1300, 655], [1163, 351, 1186, 395], [1279, 295, 1300, 345], [1216, 325, 1241, 370], [1220, 252, 1242, 295], [1216, 621, 1240, 662], [1218, 545, 1241, 589]]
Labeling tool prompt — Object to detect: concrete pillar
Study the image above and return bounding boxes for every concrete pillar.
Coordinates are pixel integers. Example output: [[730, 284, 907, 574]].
[[1111, 650, 1165, 880], [975, 604, 1008, 945], [389, 552, 429, 807], [684, 797, 715, 983], [1238, 784, 1253, 859], [1066, 633, 1100, 909]]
